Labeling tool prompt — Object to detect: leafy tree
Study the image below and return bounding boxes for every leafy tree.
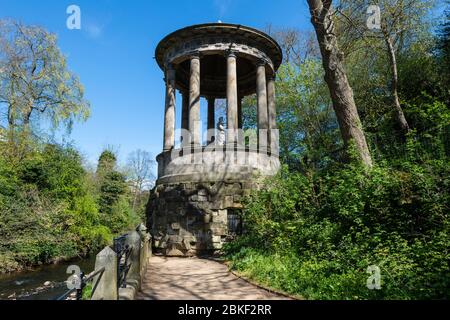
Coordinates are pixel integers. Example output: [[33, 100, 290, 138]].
[[0, 142, 111, 272], [96, 150, 125, 214], [98, 171, 126, 214], [95, 149, 137, 233], [0, 20, 90, 134], [0, 21, 145, 273], [96, 149, 117, 176], [126, 149, 155, 211], [306, 0, 373, 167], [274, 60, 341, 170], [336, 0, 435, 134], [241, 28, 340, 171], [436, 2, 450, 99], [225, 2, 449, 301], [225, 159, 450, 299]]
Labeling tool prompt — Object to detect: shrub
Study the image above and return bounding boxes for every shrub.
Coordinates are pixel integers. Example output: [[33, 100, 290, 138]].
[[224, 160, 450, 300], [0, 142, 133, 273]]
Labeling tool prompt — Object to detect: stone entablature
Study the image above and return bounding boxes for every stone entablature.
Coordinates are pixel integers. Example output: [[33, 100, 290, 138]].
[[155, 23, 282, 70], [156, 23, 282, 99], [165, 36, 276, 68]]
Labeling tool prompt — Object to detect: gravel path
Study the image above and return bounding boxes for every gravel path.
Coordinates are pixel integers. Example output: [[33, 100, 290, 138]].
[[136, 256, 290, 300]]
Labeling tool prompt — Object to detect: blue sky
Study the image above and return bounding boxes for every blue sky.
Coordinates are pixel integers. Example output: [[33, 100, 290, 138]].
[[1, 1, 446, 168], [0, 0, 311, 167]]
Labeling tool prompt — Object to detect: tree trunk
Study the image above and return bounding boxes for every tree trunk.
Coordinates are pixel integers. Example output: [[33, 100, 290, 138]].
[[132, 182, 139, 211], [7, 103, 14, 127], [307, 0, 372, 167], [23, 103, 33, 127], [132, 180, 143, 211], [385, 35, 410, 134]]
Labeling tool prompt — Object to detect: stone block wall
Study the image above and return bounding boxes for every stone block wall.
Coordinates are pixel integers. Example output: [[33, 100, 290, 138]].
[[146, 180, 257, 256]]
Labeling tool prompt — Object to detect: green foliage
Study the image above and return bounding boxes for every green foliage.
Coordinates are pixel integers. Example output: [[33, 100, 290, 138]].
[[276, 61, 341, 170], [95, 149, 138, 234], [18, 145, 86, 202], [0, 141, 141, 273], [0, 21, 140, 274], [81, 283, 93, 300], [107, 197, 140, 234], [66, 194, 112, 252], [0, 19, 90, 133], [97, 150, 117, 176], [0, 156, 18, 197], [225, 159, 450, 299], [436, 1, 450, 91], [242, 59, 341, 171], [228, 8, 450, 300], [98, 171, 127, 214], [0, 185, 80, 269]]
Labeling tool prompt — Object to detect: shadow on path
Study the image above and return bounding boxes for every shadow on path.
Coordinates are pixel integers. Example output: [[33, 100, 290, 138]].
[[136, 256, 290, 300]]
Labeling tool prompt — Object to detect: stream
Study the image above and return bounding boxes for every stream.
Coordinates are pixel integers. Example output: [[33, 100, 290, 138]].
[[0, 255, 97, 300]]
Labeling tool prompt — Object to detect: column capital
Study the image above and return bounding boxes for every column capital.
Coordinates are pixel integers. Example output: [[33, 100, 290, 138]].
[[226, 50, 238, 58], [256, 59, 268, 67], [188, 51, 201, 60], [164, 62, 175, 71], [164, 63, 176, 82], [166, 68, 176, 81]]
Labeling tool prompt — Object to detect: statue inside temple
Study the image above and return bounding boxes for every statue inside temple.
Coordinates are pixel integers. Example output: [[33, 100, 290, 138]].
[[216, 117, 226, 145]]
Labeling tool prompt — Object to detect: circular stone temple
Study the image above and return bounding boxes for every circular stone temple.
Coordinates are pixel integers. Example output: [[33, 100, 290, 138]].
[[147, 23, 283, 256]]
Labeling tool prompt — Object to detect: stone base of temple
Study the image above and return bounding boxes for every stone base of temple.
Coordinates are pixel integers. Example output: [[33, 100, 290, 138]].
[[146, 179, 259, 256]]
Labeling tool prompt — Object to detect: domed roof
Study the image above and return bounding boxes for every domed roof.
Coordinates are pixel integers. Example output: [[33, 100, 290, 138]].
[[155, 23, 283, 97], [155, 23, 283, 71]]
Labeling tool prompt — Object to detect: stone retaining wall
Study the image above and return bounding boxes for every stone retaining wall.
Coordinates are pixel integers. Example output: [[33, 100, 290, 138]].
[[147, 180, 258, 256]]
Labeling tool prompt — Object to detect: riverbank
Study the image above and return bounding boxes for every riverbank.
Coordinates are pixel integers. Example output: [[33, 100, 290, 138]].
[[0, 254, 97, 300], [0, 140, 142, 279], [0, 251, 88, 275]]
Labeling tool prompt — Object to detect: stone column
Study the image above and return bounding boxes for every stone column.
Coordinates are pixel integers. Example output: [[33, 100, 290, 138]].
[[181, 91, 189, 146], [189, 54, 201, 146], [226, 51, 238, 144], [207, 97, 215, 144], [267, 75, 277, 152], [163, 67, 176, 151], [237, 96, 243, 146], [238, 96, 243, 129], [267, 76, 276, 130], [256, 61, 268, 151], [181, 91, 189, 131]]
